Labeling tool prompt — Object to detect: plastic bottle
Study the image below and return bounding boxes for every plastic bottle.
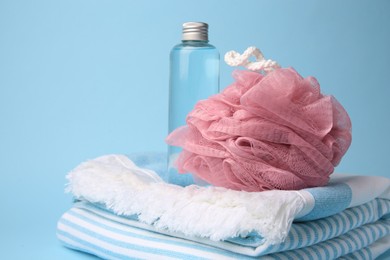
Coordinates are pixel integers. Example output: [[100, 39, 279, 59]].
[[167, 22, 220, 185]]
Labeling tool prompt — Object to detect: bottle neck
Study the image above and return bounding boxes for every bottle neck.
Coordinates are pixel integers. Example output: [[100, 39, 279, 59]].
[[179, 40, 211, 48], [182, 40, 209, 43]]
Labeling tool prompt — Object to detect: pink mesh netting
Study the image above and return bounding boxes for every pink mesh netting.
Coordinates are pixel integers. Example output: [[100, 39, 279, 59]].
[[166, 68, 352, 192]]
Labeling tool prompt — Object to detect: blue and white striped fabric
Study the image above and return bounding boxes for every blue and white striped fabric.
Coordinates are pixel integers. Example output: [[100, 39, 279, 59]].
[[57, 153, 390, 259], [57, 201, 390, 259]]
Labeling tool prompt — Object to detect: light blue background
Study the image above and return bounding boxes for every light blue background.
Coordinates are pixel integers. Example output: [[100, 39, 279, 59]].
[[1, 0, 389, 259]]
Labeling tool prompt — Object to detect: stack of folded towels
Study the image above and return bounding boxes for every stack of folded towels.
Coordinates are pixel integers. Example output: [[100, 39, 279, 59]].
[[57, 48, 390, 259], [58, 153, 390, 259]]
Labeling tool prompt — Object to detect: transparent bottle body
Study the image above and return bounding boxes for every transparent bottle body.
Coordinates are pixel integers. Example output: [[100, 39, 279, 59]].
[[168, 40, 219, 185]]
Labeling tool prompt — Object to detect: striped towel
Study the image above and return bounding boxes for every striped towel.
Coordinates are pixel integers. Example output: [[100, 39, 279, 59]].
[[58, 154, 390, 259], [57, 201, 390, 260]]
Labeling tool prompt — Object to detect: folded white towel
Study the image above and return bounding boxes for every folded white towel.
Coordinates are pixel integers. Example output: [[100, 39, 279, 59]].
[[67, 154, 304, 244]]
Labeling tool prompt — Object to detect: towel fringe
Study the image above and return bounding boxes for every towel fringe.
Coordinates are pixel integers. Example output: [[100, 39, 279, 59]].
[[66, 154, 304, 244]]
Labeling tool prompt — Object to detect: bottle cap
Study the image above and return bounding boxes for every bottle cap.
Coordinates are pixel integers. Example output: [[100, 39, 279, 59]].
[[182, 22, 208, 41]]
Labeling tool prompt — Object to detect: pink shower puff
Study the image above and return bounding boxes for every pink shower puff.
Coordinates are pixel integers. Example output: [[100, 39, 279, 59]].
[[166, 68, 352, 192]]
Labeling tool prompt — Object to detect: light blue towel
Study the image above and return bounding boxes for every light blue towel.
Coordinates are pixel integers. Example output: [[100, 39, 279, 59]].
[[57, 201, 390, 259], [58, 153, 390, 259]]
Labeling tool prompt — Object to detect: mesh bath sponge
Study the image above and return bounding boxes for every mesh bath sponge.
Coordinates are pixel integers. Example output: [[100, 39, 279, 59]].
[[166, 47, 352, 192]]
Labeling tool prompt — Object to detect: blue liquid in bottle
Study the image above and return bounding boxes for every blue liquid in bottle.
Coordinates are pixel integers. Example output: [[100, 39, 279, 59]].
[[168, 22, 219, 186]]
